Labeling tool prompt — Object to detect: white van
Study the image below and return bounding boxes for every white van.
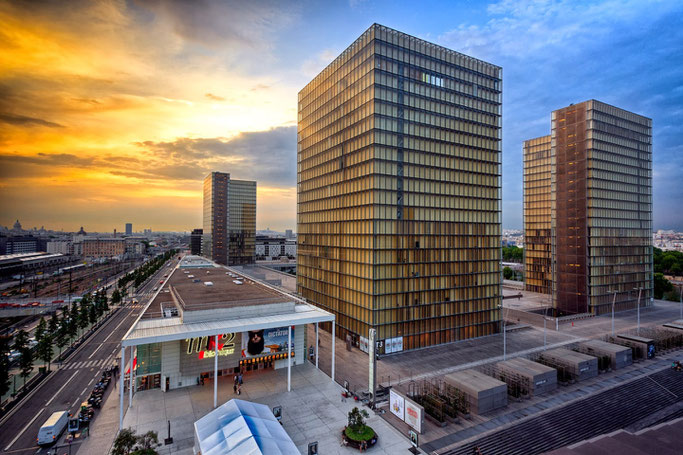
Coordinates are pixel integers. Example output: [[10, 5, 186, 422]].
[[37, 411, 68, 445]]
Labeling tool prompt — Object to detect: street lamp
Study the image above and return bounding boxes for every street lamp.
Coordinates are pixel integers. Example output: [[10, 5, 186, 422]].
[[611, 290, 617, 337], [634, 287, 642, 335], [499, 302, 506, 360]]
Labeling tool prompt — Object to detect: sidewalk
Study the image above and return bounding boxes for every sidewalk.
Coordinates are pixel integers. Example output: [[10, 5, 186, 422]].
[[110, 362, 412, 454]]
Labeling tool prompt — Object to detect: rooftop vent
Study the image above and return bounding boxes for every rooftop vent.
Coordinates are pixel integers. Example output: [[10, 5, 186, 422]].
[[233, 280, 243, 285], [204, 281, 214, 286]]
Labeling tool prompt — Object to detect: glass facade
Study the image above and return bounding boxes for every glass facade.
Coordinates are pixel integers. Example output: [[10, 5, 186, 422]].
[[523, 136, 552, 294], [228, 180, 257, 264], [202, 173, 256, 265], [550, 100, 652, 315], [297, 24, 502, 351]]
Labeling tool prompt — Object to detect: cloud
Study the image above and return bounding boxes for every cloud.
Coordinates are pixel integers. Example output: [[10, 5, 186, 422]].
[[204, 93, 225, 101], [437, 0, 683, 229], [0, 114, 63, 128], [137, 126, 297, 187]]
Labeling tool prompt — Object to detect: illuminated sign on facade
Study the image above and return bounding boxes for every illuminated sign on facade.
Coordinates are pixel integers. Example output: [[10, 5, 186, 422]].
[[185, 333, 236, 359]]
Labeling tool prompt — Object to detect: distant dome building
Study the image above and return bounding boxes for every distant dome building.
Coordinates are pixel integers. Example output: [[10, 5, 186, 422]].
[[77, 226, 87, 236], [12, 219, 22, 231]]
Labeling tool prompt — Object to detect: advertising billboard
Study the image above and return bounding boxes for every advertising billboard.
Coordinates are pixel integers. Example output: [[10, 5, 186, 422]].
[[241, 326, 294, 359], [404, 399, 423, 433], [389, 389, 404, 420]]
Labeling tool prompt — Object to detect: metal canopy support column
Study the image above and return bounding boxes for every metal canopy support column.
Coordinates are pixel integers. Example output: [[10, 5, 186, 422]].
[[213, 334, 218, 408], [119, 346, 125, 430], [287, 326, 292, 392], [331, 323, 335, 383], [315, 322, 319, 369], [129, 346, 134, 408]]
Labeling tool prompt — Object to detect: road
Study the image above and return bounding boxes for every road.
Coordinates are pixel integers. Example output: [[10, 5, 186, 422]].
[[0, 256, 179, 455]]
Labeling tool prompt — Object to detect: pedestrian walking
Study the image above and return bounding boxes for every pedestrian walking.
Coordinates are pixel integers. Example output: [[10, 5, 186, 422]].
[[238, 373, 243, 385], [233, 383, 237, 394], [234, 374, 238, 385], [237, 384, 242, 395]]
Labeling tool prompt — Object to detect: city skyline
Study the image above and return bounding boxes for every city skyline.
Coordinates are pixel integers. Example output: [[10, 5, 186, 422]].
[[1, 0, 682, 232]]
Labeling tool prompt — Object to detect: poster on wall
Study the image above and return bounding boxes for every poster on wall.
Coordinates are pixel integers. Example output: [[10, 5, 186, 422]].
[[389, 389, 405, 420], [385, 337, 403, 354], [404, 399, 423, 433], [359, 336, 369, 353], [241, 326, 294, 359]]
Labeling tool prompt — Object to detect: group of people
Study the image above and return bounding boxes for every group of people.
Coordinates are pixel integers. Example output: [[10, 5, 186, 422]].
[[233, 373, 243, 395]]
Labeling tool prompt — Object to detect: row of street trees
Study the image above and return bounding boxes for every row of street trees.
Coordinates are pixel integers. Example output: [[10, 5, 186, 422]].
[[0, 290, 111, 399], [118, 250, 177, 291]]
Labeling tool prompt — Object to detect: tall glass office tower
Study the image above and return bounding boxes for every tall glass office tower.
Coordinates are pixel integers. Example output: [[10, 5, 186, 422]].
[[551, 100, 652, 315], [202, 172, 256, 265], [297, 24, 502, 352], [523, 100, 653, 315]]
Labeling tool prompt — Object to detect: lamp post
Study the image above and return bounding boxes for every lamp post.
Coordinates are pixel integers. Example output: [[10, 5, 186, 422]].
[[499, 303, 506, 360], [634, 287, 642, 335], [543, 306, 548, 350], [611, 290, 617, 337]]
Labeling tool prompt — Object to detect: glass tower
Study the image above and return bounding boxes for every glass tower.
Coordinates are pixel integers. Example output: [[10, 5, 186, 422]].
[[297, 24, 502, 352], [551, 100, 652, 315], [228, 179, 257, 265], [523, 135, 552, 294], [202, 172, 256, 265]]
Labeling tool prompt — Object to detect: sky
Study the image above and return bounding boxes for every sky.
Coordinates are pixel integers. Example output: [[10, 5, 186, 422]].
[[1, 0, 681, 233]]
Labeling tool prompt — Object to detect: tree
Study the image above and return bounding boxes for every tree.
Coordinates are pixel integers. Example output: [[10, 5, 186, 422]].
[[56, 318, 69, 359], [68, 306, 79, 342], [37, 333, 53, 372], [136, 430, 159, 451], [112, 288, 122, 305], [113, 428, 137, 455], [503, 267, 513, 280], [13, 330, 33, 386], [347, 407, 370, 433], [654, 272, 673, 299], [48, 312, 59, 336], [89, 302, 98, 325], [35, 317, 47, 344], [0, 335, 11, 398], [78, 301, 90, 333]]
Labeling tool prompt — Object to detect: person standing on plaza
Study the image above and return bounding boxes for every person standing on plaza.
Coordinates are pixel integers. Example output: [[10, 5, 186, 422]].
[[233, 382, 237, 394], [237, 384, 242, 395], [238, 373, 243, 385]]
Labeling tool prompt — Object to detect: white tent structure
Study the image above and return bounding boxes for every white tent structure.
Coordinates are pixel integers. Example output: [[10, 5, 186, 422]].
[[194, 399, 299, 455]]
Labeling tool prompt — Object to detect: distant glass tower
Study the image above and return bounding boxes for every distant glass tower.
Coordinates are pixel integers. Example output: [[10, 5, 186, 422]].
[[523, 136, 552, 294], [125, 223, 133, 236], [202, 172, 256, 265], [297, 24, 502, 351], [523, 100, 653, 315]]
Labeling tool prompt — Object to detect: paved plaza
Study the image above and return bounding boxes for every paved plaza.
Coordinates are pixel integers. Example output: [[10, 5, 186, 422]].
[[82, 361, 412, 455]]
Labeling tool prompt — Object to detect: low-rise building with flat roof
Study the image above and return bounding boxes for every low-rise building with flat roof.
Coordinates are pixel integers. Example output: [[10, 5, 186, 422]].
[[118, 255, 335, 430]]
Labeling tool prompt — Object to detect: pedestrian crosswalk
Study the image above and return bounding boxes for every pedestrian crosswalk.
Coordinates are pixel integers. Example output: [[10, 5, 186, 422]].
[[62, 358, 117, 370]]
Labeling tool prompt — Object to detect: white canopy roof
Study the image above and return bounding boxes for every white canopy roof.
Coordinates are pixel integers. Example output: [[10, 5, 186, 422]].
[[194, 399, 298, 455]]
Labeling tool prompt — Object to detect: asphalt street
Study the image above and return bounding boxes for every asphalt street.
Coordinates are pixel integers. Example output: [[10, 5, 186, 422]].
[[0, 257, 178, 455]]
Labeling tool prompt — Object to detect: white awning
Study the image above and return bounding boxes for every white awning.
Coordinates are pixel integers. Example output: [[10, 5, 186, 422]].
[[122, 303, 333, 347], [194, 399, 299, 455]]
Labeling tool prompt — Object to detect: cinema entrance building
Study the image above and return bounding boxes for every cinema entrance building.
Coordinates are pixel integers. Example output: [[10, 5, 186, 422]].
[[118, 256, 335, 429]]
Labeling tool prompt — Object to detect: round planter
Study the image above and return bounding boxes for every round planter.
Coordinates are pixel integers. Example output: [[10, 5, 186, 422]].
[[341, 427, 378, 450]]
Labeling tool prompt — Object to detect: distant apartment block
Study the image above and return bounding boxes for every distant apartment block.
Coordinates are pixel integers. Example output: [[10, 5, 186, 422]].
[[297, 24, 502, 351], [82, 238, 126, 258], [523, 135, 552, 294], [523, 100, 652, 315], [255, 236, 296, 260], [202, 172, 256, 265]]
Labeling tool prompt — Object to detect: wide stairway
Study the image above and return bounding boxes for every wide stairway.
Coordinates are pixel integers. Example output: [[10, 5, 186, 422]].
[[437, 368, 683, 455]]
